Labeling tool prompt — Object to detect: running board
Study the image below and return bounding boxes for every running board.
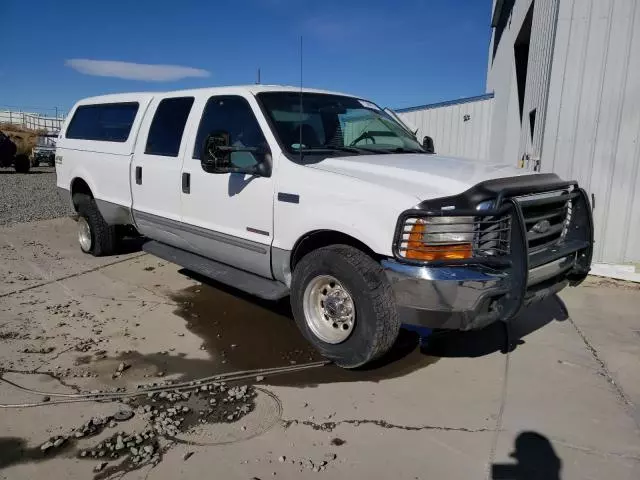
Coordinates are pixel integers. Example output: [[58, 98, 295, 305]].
[[142, 241, 289, 301]]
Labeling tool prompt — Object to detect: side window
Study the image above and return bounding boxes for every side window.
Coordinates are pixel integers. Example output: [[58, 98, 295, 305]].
[[66, 103, 139, 142], [145, 97, 194, 157], [193, 96, 268, 167]]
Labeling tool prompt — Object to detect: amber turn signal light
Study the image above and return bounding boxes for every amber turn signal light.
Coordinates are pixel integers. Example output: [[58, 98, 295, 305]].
[[405, 220, 473, 261]]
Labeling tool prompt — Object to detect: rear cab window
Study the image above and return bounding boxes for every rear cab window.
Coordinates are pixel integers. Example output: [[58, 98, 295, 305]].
[[65, 102, 139, 142], [145, 97, 195, 157]]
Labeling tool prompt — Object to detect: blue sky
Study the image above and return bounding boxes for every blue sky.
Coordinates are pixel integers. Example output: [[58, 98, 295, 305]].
[[0, 0, 492, 116]]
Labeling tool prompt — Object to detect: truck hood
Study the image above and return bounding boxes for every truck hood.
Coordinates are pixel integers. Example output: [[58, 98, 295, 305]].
[[308, 153, 531, 201]]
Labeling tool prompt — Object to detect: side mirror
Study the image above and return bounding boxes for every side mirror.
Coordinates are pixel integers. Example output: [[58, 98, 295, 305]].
[[202, 131, 232, 173], [201, 131, 271, 177], [422, 135, 435, 154]]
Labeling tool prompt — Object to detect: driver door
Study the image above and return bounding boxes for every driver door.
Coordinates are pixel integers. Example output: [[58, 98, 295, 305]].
[[179, 95, 274, 278]]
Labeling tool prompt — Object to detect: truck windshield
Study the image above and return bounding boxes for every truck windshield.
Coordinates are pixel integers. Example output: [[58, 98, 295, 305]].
[[257, 92, 425, 157]]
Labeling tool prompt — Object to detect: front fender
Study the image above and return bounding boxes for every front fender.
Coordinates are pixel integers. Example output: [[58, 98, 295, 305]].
[[273, 162, 418, 257]]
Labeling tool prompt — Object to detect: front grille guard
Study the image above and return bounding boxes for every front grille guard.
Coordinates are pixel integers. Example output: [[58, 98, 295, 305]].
[[392, 186, 594, 320]]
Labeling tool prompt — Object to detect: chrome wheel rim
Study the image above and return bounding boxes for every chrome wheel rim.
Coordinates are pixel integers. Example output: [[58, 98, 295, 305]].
[[78, 217, 92, 252], [302, 275, 355, 344]]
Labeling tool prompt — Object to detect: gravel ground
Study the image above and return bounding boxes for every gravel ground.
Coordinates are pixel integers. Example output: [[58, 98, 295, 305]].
[[0, 166, 74, 226]]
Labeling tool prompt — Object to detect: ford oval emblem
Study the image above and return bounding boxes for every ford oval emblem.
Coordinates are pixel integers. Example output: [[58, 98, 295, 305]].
[[531, 219, 551, 234]]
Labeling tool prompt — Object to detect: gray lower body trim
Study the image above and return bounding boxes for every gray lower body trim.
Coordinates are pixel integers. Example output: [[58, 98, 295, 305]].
[[271, 247, 292, 287], [58, 187, 132, 226], [96, 199, 133, 225], [133, 209, 272, 278], [134, 210, 267, 254]]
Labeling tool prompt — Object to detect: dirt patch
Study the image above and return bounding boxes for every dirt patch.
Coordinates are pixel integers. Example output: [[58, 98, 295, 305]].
[[168, 282, 439, 387], [583, 275, 640, 290]]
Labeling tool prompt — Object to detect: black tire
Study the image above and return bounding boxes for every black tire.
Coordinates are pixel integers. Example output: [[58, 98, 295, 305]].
[[290, 245, 400, 368], [74, 194, 116, 256], [14, 154, 30, 173]]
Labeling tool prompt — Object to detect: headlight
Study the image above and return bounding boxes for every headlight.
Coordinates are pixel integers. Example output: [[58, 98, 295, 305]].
[[402, 216, 474, 261]]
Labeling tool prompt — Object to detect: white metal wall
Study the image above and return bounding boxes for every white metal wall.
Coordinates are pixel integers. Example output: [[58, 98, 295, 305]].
[[487, 0, 559, 167], [542, 0, 640, 265], [519, 0, 559, 160], [396, 96, 494, 161]]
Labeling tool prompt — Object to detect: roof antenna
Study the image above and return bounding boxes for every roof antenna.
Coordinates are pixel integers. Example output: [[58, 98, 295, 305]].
[[256, 68, 261, 85], [299, 35, 303, 163]]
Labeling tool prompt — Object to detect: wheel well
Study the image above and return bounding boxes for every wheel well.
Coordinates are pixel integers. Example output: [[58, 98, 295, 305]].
[[70, 178, 93, 211], [290, 230, 379, 270]]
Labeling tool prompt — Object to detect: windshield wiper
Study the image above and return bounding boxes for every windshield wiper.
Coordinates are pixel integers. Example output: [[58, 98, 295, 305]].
[[294, 146, 369, 155], [388, 147, 426, 154], [322, 146, 375, 154]]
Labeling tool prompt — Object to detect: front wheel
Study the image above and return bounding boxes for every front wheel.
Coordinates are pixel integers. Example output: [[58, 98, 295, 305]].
[[290, 245, 400, 368]]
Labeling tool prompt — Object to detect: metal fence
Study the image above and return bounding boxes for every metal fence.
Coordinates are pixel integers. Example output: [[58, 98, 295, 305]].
[[0, 110, 65, 134]]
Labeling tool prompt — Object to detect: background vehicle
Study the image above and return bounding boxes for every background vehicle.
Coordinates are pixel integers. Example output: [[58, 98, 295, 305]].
[[0, 130, 30, 173], [55, 85, 593, 368], [31, 134, 57, 166]]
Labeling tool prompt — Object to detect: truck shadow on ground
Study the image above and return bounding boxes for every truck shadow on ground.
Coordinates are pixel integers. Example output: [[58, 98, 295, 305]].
[[157, 270, 568, 387], [490, 431, 562, 479], [423, 295, 569, 358]]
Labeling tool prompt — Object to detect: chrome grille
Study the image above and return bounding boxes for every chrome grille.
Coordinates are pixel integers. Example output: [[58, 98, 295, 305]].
[[514, 189, 573, 254], [474, 214, 512, 257]]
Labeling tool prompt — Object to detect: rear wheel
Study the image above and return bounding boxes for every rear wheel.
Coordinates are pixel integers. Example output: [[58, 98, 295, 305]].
[[290, 245, 400, 368], [74, 194, 116, 256], [14, 154, 30, 173]]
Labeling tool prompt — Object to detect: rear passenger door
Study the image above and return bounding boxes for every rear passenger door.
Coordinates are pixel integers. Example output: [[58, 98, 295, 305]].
[[131, 96, 194, 245]]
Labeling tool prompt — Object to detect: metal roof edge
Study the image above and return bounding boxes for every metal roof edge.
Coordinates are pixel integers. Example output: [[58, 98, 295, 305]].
[[394, 92, 495, 113]]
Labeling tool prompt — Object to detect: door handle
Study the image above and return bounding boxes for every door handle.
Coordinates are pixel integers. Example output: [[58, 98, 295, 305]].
[[182, 172, 190, 194], [135, 166, 142, 185]]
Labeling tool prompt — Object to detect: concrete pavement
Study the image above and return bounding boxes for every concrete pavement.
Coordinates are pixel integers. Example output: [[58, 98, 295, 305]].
[[1, 217, 639, 479]]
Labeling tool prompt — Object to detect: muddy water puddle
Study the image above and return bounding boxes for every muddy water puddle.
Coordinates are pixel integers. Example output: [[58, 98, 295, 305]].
[[168, 281, 439, 387]]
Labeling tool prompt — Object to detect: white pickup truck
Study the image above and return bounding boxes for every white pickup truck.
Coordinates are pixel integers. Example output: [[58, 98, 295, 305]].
[[56, 85, 593, 367]]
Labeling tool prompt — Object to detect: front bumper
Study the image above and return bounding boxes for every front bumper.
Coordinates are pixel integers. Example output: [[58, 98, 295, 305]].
[[383, 187, 593, 331], [383, 255, 576, 330]]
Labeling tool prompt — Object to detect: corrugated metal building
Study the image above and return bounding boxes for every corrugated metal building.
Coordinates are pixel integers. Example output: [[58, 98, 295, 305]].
[[395, 94, 494, 161], [397, 0, 640, 273]]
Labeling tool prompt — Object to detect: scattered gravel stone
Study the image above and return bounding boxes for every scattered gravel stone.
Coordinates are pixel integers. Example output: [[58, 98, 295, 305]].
[[40, 441, 53, 452], [183, 451, 194, 461], [114, 409, 134, 421], [0, 167, 74, 226], [94, 462, 108, 472], [278, 456, 286, 463], [255, 376, 265, 382]]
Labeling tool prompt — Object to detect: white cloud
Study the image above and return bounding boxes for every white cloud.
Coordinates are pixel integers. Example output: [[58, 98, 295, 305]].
[[65, 59, 210, 82]]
